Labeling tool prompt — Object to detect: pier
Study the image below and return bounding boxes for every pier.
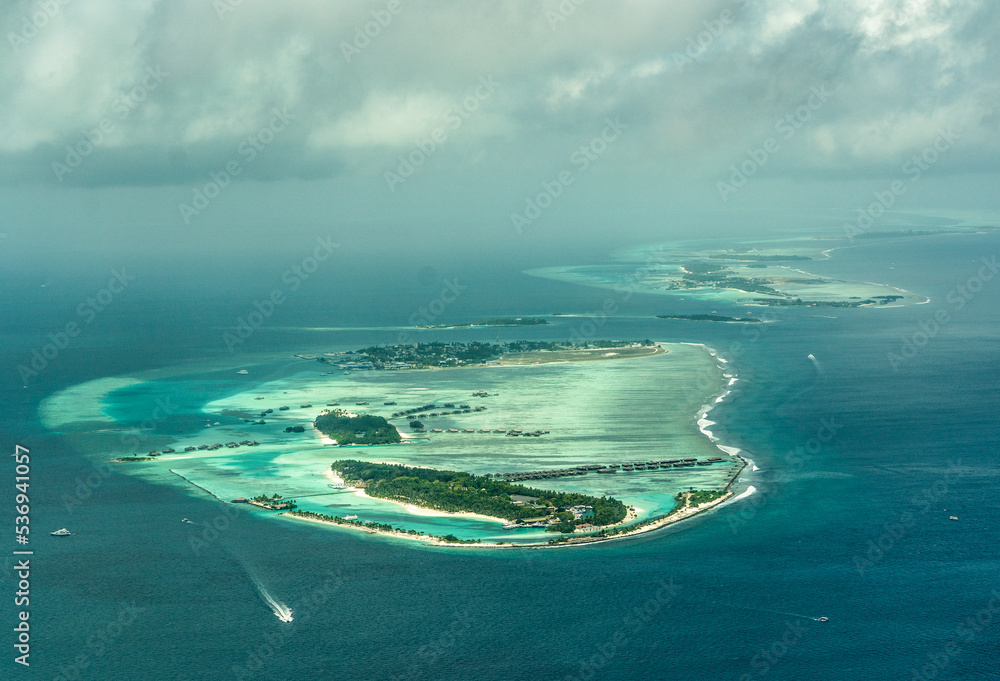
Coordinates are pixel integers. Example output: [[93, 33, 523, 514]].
[[489, 457, 731, 482]]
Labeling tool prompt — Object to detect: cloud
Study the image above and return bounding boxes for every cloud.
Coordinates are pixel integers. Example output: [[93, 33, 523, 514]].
[[0, 0, 996, 188]]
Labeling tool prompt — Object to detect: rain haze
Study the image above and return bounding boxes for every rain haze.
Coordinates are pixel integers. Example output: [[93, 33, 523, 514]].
[[2, 0, 998, 266]]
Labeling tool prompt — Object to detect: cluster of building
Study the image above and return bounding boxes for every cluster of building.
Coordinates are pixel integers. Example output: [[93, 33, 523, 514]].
[[169, 440, 261, 454], [423, 428, 549, 436], [492, 458, 727, 482]]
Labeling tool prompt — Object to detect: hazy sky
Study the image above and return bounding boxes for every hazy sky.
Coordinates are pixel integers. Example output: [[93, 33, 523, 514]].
[[1, 0, 998, 262]]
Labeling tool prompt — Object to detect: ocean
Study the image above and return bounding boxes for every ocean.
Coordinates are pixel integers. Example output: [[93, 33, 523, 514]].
[[2, 231, 998, 680]]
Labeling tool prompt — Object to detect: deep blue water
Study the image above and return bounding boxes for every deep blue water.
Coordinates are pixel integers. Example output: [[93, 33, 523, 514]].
[[1, 233, 998, 680]]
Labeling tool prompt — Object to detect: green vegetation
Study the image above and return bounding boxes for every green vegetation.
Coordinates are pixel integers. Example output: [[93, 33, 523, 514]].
[[743, 297, 872, 307], [321, 340, 656, 370], [664, 263, 783, 296], [288, 510, 481, 543], [417, 317, 549, 329], [656, 314, 761, 323], [314, 410, 402, 445], [250, 493, 297, 510], [678, 489, 728, 507], [332, 460, 627, 525]]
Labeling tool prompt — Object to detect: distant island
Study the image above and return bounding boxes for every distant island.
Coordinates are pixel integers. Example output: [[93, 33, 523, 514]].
[[709, 253, 812, 261], [663, 262, 784, 296], [657, 314, 762, 323], [416, 317, 549, 329], [742, 294, 903, 307], [314, 410, 401, 445], [332, 460, 628, 528], [313, 339, 658, 370]]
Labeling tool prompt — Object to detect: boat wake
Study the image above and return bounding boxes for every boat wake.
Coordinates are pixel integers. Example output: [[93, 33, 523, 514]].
[[234, 556, 294, 622], [718, 601, 825, 622], [250, 573, 294, 622]]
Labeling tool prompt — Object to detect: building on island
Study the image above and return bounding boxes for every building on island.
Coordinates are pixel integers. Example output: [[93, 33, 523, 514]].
[[569, 505, 595, 520]]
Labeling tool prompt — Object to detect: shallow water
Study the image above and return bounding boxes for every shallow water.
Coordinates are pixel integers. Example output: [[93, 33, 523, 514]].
[[4, 229, 998, 679]]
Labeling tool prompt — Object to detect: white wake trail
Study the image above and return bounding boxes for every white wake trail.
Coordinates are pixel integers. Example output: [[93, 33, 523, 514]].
[[234, 555, 294, 622]]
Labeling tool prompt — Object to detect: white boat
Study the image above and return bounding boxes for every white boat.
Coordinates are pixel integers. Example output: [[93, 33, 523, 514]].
[[237, 369, 249, 375], [51, 528, 72, 536], [181, 518, 193, 524], [344, 514, 358, 520]]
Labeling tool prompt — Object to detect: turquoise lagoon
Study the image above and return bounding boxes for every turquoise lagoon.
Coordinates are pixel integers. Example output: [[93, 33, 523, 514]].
[[527, 233, 929, 306], [39, 342, 744, 546]]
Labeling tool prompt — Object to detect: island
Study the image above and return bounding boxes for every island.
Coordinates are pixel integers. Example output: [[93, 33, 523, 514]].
[[656, 314, 762, 323], [742, 294, 904, 307], [331, 460, 628, 527], [416, 317, 549, 329], [709, 253, 812, 261], [98, 336, 747, 549], [314, 410, 402, 445], [526, 236, 927, 307], [313, 339, 658, 370]]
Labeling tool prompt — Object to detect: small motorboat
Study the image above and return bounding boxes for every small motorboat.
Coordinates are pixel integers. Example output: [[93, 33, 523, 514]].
[[817, 617, 829, 622], [51, 528, 72, 536], [181, 518, 193, 524]]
